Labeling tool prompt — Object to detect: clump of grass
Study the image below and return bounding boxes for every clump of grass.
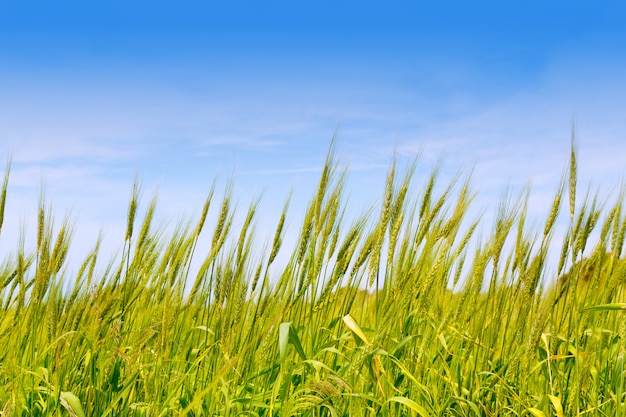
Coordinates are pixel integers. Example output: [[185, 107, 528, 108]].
[[1, 138, 626, 416]]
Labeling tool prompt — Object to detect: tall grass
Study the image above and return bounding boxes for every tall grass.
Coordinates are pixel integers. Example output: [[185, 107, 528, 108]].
[[1, 142, 626, 416]]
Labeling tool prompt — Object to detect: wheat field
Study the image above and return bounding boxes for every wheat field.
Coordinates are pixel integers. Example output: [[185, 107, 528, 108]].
[[1, 143, 626, 416]]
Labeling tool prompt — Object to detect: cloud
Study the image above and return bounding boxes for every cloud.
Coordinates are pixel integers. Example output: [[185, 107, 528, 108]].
[[0, 46, 625, 280]]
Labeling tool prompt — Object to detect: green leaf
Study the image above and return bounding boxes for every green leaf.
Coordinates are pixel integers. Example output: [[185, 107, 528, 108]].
[[289, 325, 307, 360], [279, 322, 291, 362], [524, 407, 546, 417], [581, 303, 626, 312], [547, 395, 564, 417], [342, 314, 369, 344], [278, 322, 307, 362], [194, 325, 215, 334], [60, 391, 86, 417], [386, 396, 430, 416]]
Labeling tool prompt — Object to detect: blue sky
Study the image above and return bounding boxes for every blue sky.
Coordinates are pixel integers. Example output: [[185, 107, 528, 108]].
[[1, 1, 626, 275]]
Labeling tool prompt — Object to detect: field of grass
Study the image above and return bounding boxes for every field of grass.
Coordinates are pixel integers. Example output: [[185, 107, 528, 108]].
[[1, 144, 626, 416]]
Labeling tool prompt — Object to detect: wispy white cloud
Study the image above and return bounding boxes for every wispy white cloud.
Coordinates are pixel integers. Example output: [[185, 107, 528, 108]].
[[0, 50, 625, 278]]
